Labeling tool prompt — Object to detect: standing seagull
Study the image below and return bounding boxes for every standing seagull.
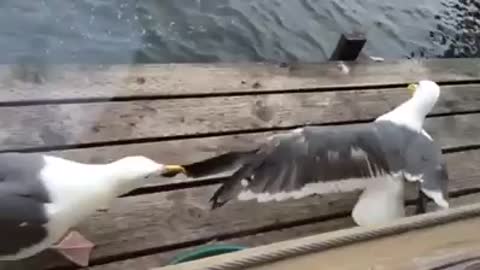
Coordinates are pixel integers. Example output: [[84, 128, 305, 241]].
[[0, 153, 184, 267], [167, 80, 449, 226]]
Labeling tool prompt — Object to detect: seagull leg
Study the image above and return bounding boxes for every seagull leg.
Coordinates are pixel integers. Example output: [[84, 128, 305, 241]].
[[415, 189, 429, 215], [50, 231, 95, 267]]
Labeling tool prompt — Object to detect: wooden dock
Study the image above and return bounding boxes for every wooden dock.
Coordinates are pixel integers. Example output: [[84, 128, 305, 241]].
[[155, 202, 480, 270], [2, 58, 480, 269]]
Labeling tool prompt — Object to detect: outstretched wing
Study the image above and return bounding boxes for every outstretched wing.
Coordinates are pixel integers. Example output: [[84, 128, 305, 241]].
[[185, 124, 404, 209]]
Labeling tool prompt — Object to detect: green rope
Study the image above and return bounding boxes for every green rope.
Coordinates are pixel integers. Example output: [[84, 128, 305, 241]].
[[168, 244, 247, 265]]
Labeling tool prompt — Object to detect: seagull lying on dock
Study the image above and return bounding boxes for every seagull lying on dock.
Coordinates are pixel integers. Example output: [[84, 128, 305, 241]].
[[167, 80, 450, 227], [0, 153, 184, 267]]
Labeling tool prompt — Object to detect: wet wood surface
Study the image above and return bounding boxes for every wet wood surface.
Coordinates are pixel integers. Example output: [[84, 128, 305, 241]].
[[2, 58, 480, 102], [42, 113, 480, 190], [0, 84, 479, 151], [155, 202, 480, 270], [2, 59, 480, 270], [9, 148, 480, 270]]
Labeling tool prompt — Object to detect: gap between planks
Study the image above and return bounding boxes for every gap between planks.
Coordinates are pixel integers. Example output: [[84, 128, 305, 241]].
[[3, 82, 480, 108]]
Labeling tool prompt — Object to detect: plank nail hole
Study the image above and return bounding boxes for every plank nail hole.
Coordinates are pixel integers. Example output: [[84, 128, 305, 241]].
[[91, 126, 101, 133], [444, 100, 456, 108], [136, 77, 146, 84]]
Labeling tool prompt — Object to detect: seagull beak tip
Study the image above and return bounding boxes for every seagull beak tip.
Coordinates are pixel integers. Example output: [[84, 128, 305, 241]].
[[161, 165, 187, 177]]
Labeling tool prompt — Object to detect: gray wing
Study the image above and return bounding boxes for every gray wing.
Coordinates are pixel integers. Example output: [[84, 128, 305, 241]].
[[403, 130, 449, 209], [0, 153, 51, 256], [207, 124, 397, 208]]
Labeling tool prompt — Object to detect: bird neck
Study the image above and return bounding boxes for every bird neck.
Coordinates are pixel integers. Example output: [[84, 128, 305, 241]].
[[59, 160, 142, 196], [41, 155, 143, 200], [375, 94, 435, 132], [101, 162, 144, 196]]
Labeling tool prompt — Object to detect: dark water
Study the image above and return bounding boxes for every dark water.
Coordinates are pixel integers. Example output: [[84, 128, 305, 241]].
[[1, 0, 479, 64]]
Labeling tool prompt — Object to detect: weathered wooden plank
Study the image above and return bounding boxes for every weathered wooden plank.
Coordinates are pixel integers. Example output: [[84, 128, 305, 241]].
[[11, 189, 360, 270], [42, 113, 480, 191], [12, 148, 480, 270], [154, 199, 480, 270], [444, 150, 480, 192], [88, 196, 480, 270], [1, 84, 479, 151], [84, 193, 480, 270], [2, 59, 480, 102], [23, 185, 480, 270], [87, 193, 480, 270], [88, 218, 355, 270]]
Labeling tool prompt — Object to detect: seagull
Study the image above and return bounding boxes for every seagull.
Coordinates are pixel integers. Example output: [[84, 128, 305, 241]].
[[166, 80, 449, 227], [0, 153, 184, 267]]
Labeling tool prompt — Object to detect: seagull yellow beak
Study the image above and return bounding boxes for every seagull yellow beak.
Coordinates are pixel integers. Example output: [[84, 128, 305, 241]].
[[407, 83, 418, 96], [161, 165, 187, 177]]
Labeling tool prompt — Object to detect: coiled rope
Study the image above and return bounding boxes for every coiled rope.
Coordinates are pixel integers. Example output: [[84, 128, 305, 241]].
[[180, 202, 480, 270]]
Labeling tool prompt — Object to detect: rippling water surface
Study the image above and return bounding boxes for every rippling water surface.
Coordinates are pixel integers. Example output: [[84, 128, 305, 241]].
[[1, 0, 479, 63]]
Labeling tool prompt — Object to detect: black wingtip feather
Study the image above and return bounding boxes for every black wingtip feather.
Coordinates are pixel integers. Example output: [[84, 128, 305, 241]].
[[207, 149, 267, 210], [209, 185, 228, 210], [182, 151, 255, 178], [210, 198, 227, 210]]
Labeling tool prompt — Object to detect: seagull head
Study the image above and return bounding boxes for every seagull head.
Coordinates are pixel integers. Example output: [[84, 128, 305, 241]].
[[111, 156, 185, 179], [407, 80, 440, 101], [107, 156, 186, 195], [407, 80, 441, 115]]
